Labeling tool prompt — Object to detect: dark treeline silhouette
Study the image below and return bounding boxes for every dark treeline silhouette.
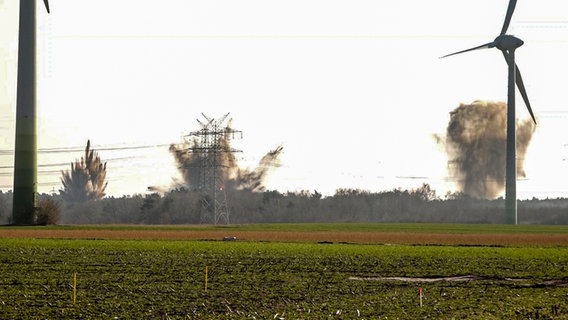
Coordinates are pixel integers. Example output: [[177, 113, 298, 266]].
[[0, 184, 567, 225]]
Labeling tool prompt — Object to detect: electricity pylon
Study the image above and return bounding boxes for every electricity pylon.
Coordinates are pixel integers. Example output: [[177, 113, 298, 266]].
[[186, 113, 241, 224]]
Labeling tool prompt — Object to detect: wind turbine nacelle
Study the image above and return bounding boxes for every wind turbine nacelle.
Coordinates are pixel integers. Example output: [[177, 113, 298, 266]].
[[493, 35, 524, 51]]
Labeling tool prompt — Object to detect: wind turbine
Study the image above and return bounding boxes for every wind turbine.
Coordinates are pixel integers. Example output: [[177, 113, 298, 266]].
[[441, 0, 537, 225], [12, 0, 50, 225]]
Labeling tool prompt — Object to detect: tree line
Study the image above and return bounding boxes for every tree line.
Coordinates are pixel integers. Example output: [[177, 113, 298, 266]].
[[2, 140, 566, 225], [1, 184, 566, 225]]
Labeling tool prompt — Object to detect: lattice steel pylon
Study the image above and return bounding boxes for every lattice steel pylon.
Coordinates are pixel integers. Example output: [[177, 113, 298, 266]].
[[186, 113, 241, 224]]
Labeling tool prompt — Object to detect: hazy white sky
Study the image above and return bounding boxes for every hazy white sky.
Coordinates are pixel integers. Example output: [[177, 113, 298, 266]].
[[1, 0, 567, 198]]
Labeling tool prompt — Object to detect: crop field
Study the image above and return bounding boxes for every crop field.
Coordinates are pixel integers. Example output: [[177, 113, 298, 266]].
[[0, 224, 567, 319]]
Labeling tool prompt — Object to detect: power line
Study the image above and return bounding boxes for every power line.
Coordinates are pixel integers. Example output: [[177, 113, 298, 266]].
[[0, 156, 146, 170], [0, 143, 172, 156]]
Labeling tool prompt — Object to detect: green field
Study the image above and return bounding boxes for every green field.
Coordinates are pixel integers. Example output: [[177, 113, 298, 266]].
[[1, 224, 567, 319]]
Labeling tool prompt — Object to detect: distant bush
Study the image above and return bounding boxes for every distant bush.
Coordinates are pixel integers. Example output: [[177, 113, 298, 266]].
[[36, 198, 61, 225]]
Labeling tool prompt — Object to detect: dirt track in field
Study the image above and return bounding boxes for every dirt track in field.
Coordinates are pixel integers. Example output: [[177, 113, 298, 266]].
[[1, 229, 567, 246]]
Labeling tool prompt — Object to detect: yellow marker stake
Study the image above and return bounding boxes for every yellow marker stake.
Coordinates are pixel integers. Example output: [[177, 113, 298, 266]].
[[73, 272, 77, 304], [205, 266, 208, 292]]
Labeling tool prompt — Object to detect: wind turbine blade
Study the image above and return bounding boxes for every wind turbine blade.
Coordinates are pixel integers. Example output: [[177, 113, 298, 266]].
[[501, 52, 537, 124], [515, 64, 537, 124], [500, 0, 517, 35], [43, 0, 50, 13], [440, 42, 494, 59]]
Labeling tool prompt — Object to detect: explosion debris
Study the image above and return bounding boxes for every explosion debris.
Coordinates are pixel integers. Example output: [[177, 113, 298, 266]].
[[442, 100, 534, 199], [60, 140, 108, 202], [169, 114, 283, 193]]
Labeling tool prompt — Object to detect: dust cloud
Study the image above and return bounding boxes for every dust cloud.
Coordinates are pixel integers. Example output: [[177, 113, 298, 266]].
[[440, 100, 534, 199], [168, 120, 282, 192]]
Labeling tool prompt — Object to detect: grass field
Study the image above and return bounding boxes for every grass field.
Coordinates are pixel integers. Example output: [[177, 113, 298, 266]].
[[1, 224, 567, 319]]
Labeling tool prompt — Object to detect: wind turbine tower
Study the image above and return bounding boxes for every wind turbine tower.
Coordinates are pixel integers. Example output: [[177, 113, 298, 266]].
[[12, 0, 50, 225], [442, 0, 537, 224]]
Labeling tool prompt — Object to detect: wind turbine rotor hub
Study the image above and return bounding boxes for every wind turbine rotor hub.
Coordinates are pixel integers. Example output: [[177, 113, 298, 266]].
[[494, 35, 524, 51]]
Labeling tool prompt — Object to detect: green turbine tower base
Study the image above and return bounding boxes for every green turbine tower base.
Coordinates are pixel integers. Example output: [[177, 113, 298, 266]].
[[12, 0, 38, 225]]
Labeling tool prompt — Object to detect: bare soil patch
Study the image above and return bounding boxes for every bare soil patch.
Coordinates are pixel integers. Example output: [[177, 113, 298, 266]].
[[349, 275, 568, 287], [1, 228, 567, 246]]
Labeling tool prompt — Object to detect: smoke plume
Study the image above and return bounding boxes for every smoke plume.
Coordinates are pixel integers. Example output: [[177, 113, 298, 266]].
[[230, 146, 283, 191], [60, 140, 108, 202], [441, 100, 534, 199], [169, 122, 282, 192]]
